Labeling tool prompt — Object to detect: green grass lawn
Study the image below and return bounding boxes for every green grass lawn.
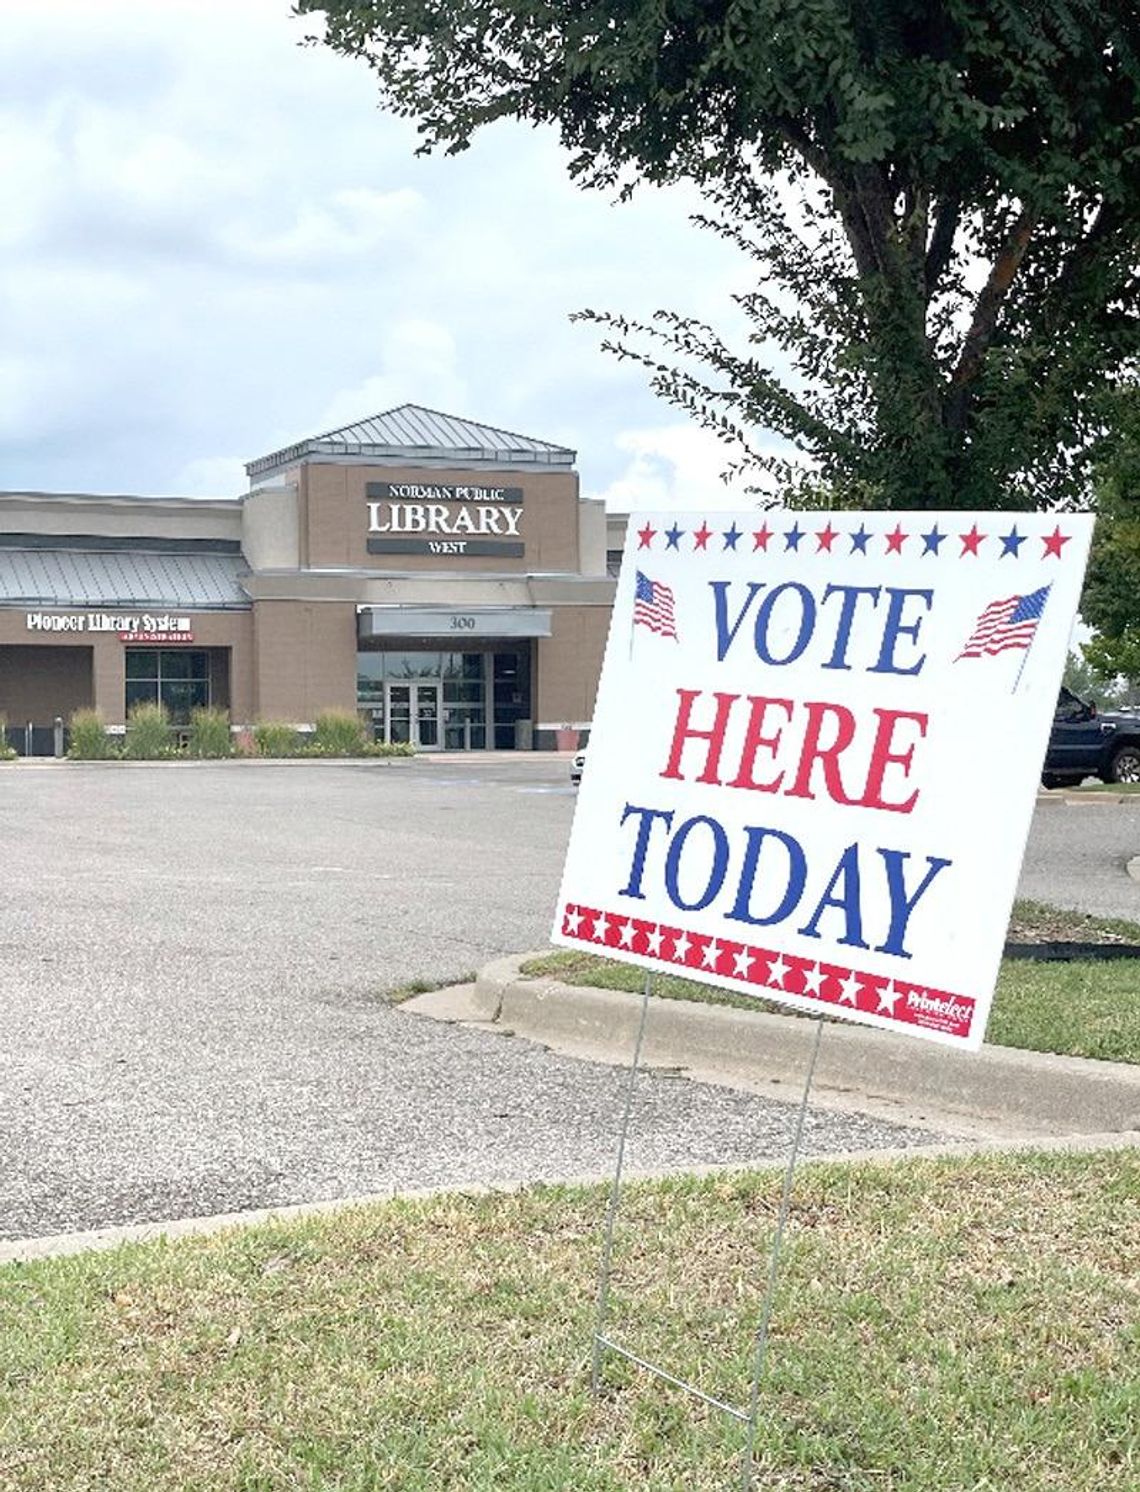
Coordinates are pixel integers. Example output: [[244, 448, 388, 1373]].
[[1, 1152, 1136, 1490], [525, 901, 1140, 1065]]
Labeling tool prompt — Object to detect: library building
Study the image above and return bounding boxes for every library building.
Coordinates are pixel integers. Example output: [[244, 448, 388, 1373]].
[[0, 405, 620, 754]]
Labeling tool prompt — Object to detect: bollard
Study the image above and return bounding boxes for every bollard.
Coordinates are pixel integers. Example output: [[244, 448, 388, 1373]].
[[25, 721, 33, 757], [54, 716, 64, 757]]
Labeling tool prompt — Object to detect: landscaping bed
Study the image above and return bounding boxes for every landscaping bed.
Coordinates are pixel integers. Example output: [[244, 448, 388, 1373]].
[[64, 706, 414, 761], [0, 1151, 1135, 1490]]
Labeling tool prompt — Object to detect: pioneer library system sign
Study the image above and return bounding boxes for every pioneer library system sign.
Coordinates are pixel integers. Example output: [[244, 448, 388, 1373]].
[[365, 481, 525, 558], [26, 612, 194, 642], [553, 510, 1093, 1050]]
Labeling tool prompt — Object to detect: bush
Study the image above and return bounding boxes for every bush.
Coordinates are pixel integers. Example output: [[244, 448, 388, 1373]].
[[187, 707, 232, 758], [68, 708, 117, 760], [253, 721, 302, 757], [362, 740, 417, 758], [124, 701, 175, 759], [312, 709, 369, 756], [0, 713, 16, 762]]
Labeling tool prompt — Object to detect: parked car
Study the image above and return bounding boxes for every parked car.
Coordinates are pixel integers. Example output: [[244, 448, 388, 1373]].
[[570, 749, 586, 785], [1042, 686, 1140, 787]]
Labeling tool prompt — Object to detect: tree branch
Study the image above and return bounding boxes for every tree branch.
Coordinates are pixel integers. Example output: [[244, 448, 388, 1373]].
[[771, 117, 881, 280], [902, 181, 930, 294], [945, 208, 1036, 433], [924, 195, 961, 297]]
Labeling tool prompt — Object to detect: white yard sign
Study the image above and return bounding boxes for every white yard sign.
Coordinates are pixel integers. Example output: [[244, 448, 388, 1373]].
[[553, 510, 1093, 1050]]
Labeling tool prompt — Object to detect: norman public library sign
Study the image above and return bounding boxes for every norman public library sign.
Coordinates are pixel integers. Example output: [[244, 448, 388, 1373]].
[[365, 481, 525, 558], [25, 611, 194, 643]]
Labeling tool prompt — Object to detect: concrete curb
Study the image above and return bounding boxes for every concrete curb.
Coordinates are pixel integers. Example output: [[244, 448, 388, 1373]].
[[1036, 790, 1138, 805], [14, 753, 569, 769], [451, 954, 1140, 1140], [4, 1130, 1137, 1266], [21, 757, 415, 769]]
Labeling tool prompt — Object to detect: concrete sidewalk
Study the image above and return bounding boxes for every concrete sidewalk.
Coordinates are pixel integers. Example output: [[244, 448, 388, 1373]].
[[407, 954, 1140, 1142]]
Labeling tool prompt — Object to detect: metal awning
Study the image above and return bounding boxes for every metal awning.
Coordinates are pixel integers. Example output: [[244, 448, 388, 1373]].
[[0, 548, 251, 608], [358, 605, 551, 640]]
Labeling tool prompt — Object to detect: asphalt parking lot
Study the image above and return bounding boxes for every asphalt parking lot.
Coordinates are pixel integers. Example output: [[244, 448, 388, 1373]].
[[0, 757, 956, 1243], [1019, 793, 1140, 922]]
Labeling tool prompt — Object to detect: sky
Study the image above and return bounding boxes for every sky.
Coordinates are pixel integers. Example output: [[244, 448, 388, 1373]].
[[0, 0, 767, 510]]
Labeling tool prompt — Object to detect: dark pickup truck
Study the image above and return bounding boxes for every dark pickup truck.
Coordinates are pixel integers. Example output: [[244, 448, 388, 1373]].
[[1042, 687, 1140, 787]]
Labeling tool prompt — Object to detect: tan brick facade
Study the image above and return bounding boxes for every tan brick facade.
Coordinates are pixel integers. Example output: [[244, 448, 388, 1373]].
[[534, 605, 612, 732], [251, 600, 357, 723]]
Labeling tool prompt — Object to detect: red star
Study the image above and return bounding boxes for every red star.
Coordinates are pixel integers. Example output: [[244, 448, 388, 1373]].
[[637, 522, 656, 549], [959, 524, 986, 556], [752, 524, 773, 551], [692, 522, 712, 550], [1042, 525, 1071, 559], [815, 523, 838, 552], [885, 524, 908, 554]]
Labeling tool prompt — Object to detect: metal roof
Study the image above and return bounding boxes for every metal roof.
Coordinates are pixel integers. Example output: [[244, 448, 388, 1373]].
[[0, 548, 251, 609], [246, 403, 577, 480]]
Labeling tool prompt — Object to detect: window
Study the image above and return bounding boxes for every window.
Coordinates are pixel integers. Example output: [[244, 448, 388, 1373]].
[[125, 650, 210, 724]]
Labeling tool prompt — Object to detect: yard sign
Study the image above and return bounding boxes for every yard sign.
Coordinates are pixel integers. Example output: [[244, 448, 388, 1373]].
[[553, 511, 1093, 1050]]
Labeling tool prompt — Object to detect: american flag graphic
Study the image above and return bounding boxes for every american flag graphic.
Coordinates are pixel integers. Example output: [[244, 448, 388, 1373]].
[[633, 570, 678, 639], [957, 584, 1050, 659]]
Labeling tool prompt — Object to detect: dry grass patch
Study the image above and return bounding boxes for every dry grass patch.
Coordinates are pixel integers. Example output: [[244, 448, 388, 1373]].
[[1, 1151, 1137, 1489]]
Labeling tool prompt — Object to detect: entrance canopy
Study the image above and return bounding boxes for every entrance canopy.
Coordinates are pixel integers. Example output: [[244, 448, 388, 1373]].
[[358, 605, 552, 639]]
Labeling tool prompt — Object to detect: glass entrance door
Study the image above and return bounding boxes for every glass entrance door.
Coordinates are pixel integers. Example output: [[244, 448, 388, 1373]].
[[385, 682, 441, 749]]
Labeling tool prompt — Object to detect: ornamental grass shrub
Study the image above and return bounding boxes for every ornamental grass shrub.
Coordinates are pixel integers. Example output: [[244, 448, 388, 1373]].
[[0, 713, 16, 761], [312, 709, 369, 756], [124, 701, 175, 759], [362, 740, 416, 757], [187, 707, 232, 758], [253, 721, 302, 757], [68, 708, 117, 760]]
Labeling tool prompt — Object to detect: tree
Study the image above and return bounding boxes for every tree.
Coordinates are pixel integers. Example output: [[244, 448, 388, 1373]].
[[300, 1, 1140, 510], [1063, 649, 1123, 708], [1080, 384, 1140, 683]]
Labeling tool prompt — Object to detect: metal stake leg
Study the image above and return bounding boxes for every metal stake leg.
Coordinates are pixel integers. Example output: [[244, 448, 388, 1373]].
[[740, 1015, 825, 1490], [591, 970, 653, 1394]]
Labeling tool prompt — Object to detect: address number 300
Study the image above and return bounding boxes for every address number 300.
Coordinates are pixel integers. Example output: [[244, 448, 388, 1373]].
[[449, 615, 477, 631]]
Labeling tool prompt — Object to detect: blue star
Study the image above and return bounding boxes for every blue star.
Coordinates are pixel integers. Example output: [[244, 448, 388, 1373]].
[[722, 523, 742, 550], [921, 526, 946, 555], [850, 525, 871, 554], [664, 524, 684, 550], [784, 523, 804, 551], [999, 526, 1025, 557]]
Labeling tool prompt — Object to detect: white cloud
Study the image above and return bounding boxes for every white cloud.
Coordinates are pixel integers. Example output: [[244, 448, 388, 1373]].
[[72, 115, 243, 217], [588, 425, 776, 512], [220, 187, 425, 268], [0, 120, 64, 248], [172, 456, 249, 498], [316, 321, 468, 432]]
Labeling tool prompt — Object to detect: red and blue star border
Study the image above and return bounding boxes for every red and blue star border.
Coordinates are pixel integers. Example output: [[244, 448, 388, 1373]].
[[635, 518, 1072, 561], [557, 900, 978, 1042]]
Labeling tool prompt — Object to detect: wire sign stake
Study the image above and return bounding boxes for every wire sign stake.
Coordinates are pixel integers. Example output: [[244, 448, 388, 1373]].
[[589, 974, 826, 1486]]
